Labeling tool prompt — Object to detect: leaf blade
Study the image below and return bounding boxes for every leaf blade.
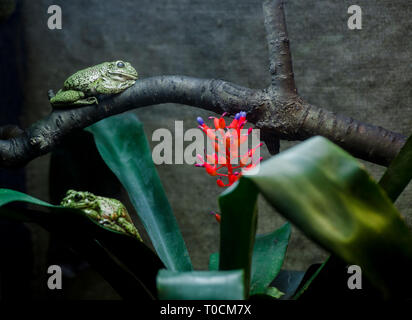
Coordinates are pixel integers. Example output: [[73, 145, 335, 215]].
[[87, 113, 192, 271], [242, 136, 412, 298], [157, 269, 245, 300], [218, 178, 258, 296], [249, 222, 291, 295]]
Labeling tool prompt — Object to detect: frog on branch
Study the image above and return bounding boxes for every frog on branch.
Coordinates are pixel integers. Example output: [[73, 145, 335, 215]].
[[60, 189, 142, 240], [50, 60, 138, 108]]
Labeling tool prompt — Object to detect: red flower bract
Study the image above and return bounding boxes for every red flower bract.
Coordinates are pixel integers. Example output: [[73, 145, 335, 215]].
[[195, 111, 262, 188]]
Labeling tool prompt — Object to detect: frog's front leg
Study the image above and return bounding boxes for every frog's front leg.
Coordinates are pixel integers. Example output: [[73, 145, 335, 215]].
[[84, 208, 102, 222], [117, 217, 142, 241], [112, 206, 141, 239], [50, 89, 98, 108], [101, 219, 128, 234]]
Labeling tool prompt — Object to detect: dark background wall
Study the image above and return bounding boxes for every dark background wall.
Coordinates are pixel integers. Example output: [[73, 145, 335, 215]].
[[1, 0, 411, 299]]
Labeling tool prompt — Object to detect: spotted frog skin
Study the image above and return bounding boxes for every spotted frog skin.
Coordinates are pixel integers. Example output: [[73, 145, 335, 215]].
[[60, 190, 142, 240], [50, 60, 138, 108]]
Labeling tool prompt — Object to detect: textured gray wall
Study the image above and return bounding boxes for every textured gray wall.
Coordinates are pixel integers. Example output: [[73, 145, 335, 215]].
[[16, 0, 412, 298]]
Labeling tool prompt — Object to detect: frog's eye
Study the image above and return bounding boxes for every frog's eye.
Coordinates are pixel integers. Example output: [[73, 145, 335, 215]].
[[117, 61, 125, 68], [74, 194, 83, 201]]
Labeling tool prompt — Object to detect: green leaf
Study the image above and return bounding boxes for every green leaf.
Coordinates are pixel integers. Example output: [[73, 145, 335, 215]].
[[209, 252, 219, 271], [0, 188, 53, 209], [240, 136, 412, 298], [299, 132, 412, 300], [249, 223, 290, 296], [209, 223, 291, 297], [218, 178, 258, 296], [157, 269, 245, 300], [87, 113, 192, 271], [379, 134, 412, 202], [0, 188, 163, 299]]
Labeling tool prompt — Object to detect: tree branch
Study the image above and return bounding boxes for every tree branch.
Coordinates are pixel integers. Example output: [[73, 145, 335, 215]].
[[263, 0, 296, 96], [261, 0, 298, 154], [0, 1, 407, 168], [0, 77, 263, 167]]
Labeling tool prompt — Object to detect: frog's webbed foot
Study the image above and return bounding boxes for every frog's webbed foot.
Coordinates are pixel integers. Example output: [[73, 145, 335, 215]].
[[117, 217, 142, 241], [84, 209, 101, 221], [100, 220, 126, 234]]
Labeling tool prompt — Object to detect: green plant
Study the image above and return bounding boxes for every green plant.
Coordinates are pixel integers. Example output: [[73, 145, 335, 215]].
[[1, 113, 412, 300]]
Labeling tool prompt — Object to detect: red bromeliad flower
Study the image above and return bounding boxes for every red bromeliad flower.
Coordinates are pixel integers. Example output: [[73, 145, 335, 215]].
[[195, 111, 262, 223], [195, 111, 263, 187]]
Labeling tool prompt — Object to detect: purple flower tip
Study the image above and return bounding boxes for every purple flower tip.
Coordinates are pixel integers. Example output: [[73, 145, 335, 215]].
[[235, 113, 241, 120], [240, 111, 247, 118], [197, 117, 205, 125]]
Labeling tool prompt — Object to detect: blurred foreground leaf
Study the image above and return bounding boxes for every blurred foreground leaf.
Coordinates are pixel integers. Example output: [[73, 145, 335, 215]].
[[228, 136, 412, 299], [157, 269, 245, 300], [297, 132, 412, 300]]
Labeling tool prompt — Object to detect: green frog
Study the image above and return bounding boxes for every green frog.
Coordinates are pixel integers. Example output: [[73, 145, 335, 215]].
[[60, 189, 142, 240], [50, 60, 138, 108]]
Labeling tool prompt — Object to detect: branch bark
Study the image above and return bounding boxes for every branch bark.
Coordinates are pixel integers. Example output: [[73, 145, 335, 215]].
[[263, 0, 296, 96], [0, 0, 407, 168]]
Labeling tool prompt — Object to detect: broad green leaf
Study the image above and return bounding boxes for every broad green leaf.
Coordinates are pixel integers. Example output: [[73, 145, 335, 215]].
[[249, 223, 290, 296], [209, 223, 290, 297], [294, 132, 412, 300], [87, 113, 192, 271], [218, 178, 258, 296], [0, 188, 163, 299], [157, 269, 245, 300], [379, 133, 412, 202], [239, 136, 412, 298]]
